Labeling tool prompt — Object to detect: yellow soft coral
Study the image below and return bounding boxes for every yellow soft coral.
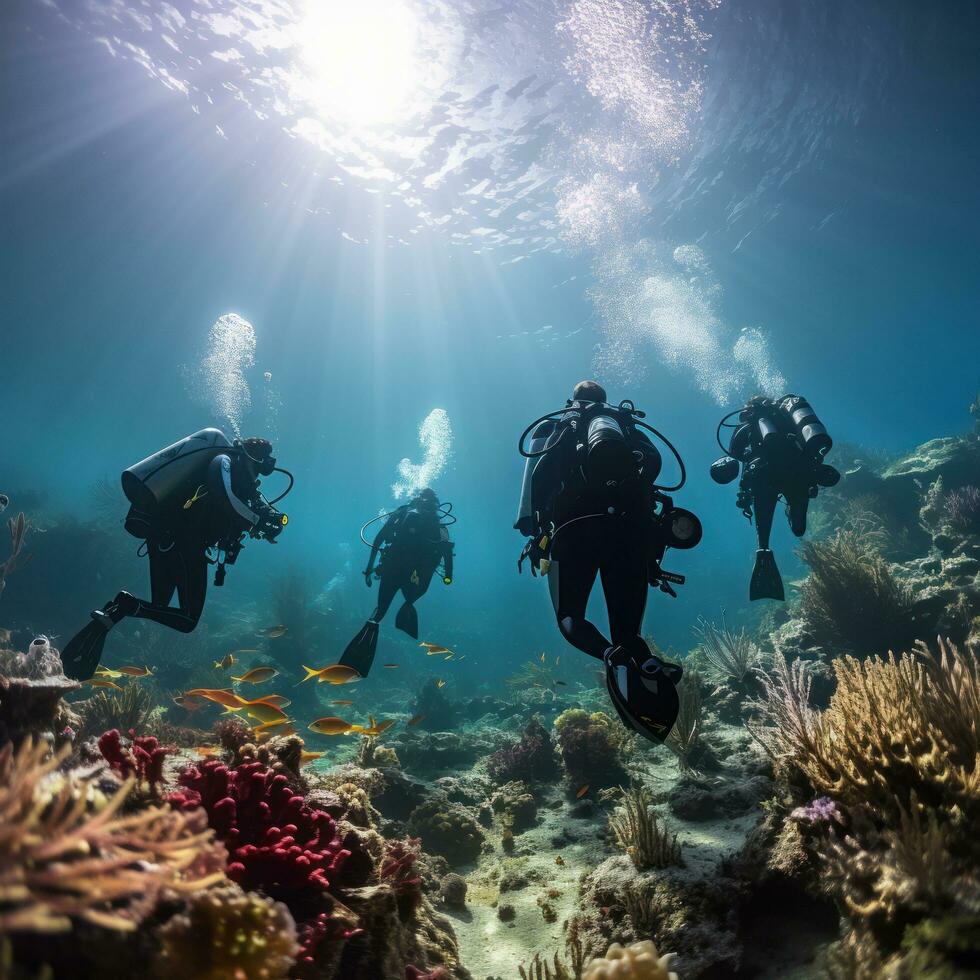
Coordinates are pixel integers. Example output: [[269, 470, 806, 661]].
[[154, 885, 298, 980], [583, 941, 678, 980]]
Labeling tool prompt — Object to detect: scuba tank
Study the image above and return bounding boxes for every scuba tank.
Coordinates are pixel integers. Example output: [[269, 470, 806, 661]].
[[583, 409, 636, 487], [121, 428, 233, 536], [778, 395, 832, 459]]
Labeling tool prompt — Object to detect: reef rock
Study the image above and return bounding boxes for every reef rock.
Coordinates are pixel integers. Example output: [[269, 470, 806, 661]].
[[491, 781, 538, 833], [407, 794, 485, 867], [0, 637, 80, 746]]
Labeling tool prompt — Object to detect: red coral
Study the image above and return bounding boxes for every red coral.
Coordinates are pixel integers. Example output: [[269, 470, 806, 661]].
[[295, 911, 362, 977], [169, 759, 354, 914], [98, 728, 171, 789], [405, 967, 448, 980], [380, 836, 422, 893]]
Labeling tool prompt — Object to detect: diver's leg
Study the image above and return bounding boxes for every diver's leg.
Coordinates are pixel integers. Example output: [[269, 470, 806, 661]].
[[125, 541, 206, 633], [599, 533, 648, 648], [549, 546, 607, 659], [750, 483, 785, 601], [753, 484, 778, 551], [784, 484, 810, 537], [395, 564, 433, 639], [371, 570, 400, 623]]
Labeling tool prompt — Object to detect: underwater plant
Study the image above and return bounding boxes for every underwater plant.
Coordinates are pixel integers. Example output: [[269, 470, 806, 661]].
[[945, 484, 980, 535], [0, 511, 31, 599], [608, 783, 682, 870], [0, 738, 224, 935], [664, 670, 706, 772], [693, 616, 759, 684], [154, 883, 299, 980], [80, 682, 155, 738], [799, 530, 921, 656]]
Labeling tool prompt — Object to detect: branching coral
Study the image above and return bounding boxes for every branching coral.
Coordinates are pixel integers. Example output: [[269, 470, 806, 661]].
[[99, 728, 172, 794], [170, 758, 356, 908], [0, 739, 225, 934], [799, 530, 921, 655], [154, 884, 299, 980], [553, 709, 627, 790], [486, 716, 560, 785], [664, 671, 706, 772], [693, 616, 759, 684], [609, 784, 681, 870], [80, 683, 154, 738]]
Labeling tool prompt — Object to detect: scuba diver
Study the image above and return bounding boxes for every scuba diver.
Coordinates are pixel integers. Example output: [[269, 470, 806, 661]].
[[711, 394, 840, 601], [515, 381, 702, 744], [61, 428, 291, 679], [340, 488, 455, 678]]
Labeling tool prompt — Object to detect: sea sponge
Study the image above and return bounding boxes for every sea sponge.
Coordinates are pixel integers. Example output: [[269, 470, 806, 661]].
[[155, 884, 298, 980], [406, 795, 484, 866], [553, 709, 627, 790], [582, 941, 678, 980]]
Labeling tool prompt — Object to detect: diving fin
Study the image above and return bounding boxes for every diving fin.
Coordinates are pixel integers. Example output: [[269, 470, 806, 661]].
[[604, 643, 680, 745], [339, 620, 380, 677], [750, 548, 785, 601], [60, 616, 111, 680], [395, 601, 419, 639]]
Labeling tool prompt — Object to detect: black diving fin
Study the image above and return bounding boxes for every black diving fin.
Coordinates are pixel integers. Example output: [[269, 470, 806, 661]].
[[339, 620, 380, 677], [60, 616, 111, 680], [604, 640, 681, 745], [394, 601, 419, 639], [750, 548, 785, 601]]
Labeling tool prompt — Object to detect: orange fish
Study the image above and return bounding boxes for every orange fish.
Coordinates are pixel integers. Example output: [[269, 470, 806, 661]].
[[308, 717, 356, 736], [357, 716, 396, 737], [252, 717, 289, 733], [83, 678, 124, 691], [300, 750, 325, 765], [420, 643, 450, 655], [116, 665, 153, 678], [95, 667, 125, 679], [214, 654, 236, 669], [256, 724, 297, 742], [301, 664, 362, 685], [243, 701, 288, 725], [231, 666, 278, 684], [436, 679, 446, 688], [407, 714, 426, 726], [250, 693, 292, 709], [330, 699, 355, 706], [186, 688, 249, 710], [192, 746, 220, 757], [173, 695, 206, 712], [576, 784, 590, 799]]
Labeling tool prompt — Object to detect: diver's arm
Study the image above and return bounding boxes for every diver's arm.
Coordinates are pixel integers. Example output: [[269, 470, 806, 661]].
[[440, 527, 454, 583], [365, 511, 400, 578], [210, 455, 260, 528]]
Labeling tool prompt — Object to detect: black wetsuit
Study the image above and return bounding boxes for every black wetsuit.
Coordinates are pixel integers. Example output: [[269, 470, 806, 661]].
[[517, 401, 662, 661], [367, 504, 453, 626]]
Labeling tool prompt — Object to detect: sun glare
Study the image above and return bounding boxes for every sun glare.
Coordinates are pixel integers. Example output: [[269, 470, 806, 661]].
[[297, 0, 421, 127]]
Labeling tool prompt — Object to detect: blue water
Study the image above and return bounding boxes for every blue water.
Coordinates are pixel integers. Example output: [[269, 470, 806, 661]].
[[2, 0, 979, 677]]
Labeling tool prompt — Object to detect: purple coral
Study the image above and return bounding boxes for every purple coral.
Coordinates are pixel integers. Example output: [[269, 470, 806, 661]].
[[486, 716, 560, 785], [790, 796, 843, 826], [945, 485, 980, 534]]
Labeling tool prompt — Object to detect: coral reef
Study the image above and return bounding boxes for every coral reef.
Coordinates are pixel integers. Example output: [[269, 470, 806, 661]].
[[609, 784, 682, 870], [407, 794, 484, 867], [0, 637, 80, 746], [0, 739, 225, 936], [485, 716, 559, 787], [582, 941, 678, 980], [80, 683, 155, 739], [553, 709, 627, 791], [693, 616, 759, 684], [750, 639, 980, 971], [154, 884, 299, 980], [491, 781, 538, 833]]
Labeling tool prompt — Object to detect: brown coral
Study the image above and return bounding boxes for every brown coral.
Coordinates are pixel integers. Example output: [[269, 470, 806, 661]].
[[609, 784, 682, 870], [0, 738, 225, 934], [154, 884, 298, 980]]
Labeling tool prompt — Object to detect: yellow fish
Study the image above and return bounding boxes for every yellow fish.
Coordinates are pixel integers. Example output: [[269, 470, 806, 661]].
[[308, 717, 356, 736], [540, 652, 546, 663], [356, 716, 396, 737], [116, 665, 152, 678], [214, 654, 236, 669], [186, 688, 250, 710], [95, 667, 125, 679], [299, 750, 325, 766], [231, 666, 278, 684], [419, 642, 450, 655], [252, 717, 289, 733], [258, 625, 289, 638], [243, 701, 288, 725], [330, 699, 355, 706], [173, 695, 206, 712], [300, 664, 362, 685], [436, 679, 446, 688], [83, 678, 124, 691], [192, 746, 220, 757], [256, 724, 297, 742]]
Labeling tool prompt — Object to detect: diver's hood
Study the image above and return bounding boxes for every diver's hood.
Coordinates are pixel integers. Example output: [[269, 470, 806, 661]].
[[604, 643, 681, 745]]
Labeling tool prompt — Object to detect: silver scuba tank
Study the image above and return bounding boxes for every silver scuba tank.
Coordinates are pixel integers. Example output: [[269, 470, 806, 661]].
[[121, 428, 233, 513], [778, 395, 832, 459]]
